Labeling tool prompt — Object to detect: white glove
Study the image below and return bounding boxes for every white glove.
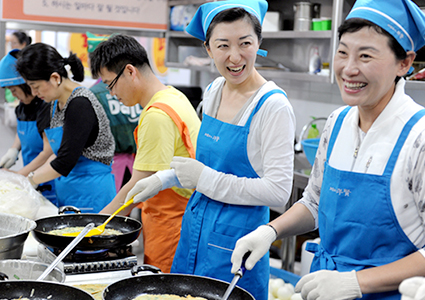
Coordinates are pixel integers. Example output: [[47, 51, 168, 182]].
[[231, 225, 277, 274], [170, 156, 205, 189], [399, 277, 425, 300], [295, 270, 362, 300], [0, 148, 19, 169], [125, 174, 163, 204], [125, 169, 183, 203]]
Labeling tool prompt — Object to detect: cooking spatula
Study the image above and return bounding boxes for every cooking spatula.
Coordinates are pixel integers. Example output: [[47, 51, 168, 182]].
[[63, 199, 134, 237]]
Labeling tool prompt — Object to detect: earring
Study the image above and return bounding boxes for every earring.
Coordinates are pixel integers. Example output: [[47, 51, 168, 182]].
[[57, 81, 61, 86]]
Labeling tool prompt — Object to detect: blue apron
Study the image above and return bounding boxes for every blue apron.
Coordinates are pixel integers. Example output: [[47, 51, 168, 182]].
[[307, 107, 424, 300], [17, 119, 57, 205], [44, 100, 116, 213], [171, 89, 286, 300]]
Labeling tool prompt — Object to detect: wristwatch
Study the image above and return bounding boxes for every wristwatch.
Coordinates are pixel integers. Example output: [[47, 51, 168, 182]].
[[28, 172, 37, 188]]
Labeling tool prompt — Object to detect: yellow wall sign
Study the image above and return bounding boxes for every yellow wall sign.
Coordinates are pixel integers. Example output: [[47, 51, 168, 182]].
[[151, 38, 168, 76]]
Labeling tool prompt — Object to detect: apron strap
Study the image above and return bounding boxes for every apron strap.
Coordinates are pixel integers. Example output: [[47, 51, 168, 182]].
[[244, 89, 287, 129], [383, 109, 425, 175], [326, 106, 351, 161], [133, 103, 196, 159], [51, 100, 58, 118]]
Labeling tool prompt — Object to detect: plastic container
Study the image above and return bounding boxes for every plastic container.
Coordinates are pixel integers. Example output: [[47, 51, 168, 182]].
[[301, 138, 320, 166], [311, 18, 322, 31], [307, 123, 319, 139], [321, 18, 332, 30], [309, 47, 321, 74]]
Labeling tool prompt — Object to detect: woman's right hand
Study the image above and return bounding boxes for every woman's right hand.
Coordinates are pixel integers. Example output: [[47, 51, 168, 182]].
[[125, 174, 163, 204], [0, 148, 19, 169], [231, 225, 277, 273]]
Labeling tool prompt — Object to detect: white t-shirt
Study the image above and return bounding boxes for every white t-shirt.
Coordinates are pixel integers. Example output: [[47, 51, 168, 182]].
[[197, 77, 296, 207], [298, 78, 425, 256]]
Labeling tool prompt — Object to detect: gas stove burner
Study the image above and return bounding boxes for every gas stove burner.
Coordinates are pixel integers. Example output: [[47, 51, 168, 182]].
[[50, 245, 138, 274], [52, 244, 133, 262]]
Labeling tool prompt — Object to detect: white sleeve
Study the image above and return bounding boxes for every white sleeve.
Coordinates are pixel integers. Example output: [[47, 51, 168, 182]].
[[196, 101, 295, 207]]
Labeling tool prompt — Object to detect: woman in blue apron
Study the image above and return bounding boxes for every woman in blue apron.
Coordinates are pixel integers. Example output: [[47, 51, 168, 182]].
[[232, 0, 425, 299], [15, 43, 116, 213], [0, 49, 57, 204], [124, 1, 295, 299]]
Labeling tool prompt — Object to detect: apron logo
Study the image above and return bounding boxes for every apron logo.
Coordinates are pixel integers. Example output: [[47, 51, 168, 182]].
[[329, 186, 351, 196], [204, 133, 220, 142]]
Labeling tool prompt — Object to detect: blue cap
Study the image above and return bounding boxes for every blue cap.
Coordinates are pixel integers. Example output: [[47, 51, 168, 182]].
[[185, 0, 268, 56], [0, 49, 25, 88], [346, 0, 425, 53]]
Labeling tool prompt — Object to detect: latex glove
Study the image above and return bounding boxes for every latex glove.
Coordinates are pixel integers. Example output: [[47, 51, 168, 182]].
[[0, 148, 19, 169], [170, 156, 205, 189], [295, 270, 362, 300], [231, 225, 277, 273], [399, 277, 425, 300]]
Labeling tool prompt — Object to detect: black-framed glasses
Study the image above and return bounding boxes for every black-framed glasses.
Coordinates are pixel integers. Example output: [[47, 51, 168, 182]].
[[107, 65, 126, 91]]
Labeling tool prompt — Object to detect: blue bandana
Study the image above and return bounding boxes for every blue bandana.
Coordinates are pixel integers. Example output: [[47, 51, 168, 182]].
[[185, 0, 268, 57], [347, 0, 425, 53], [0, 50, 25, 88]]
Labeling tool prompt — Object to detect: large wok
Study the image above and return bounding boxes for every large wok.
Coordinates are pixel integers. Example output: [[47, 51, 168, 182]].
[[0, 281, 95, 299], [103, 265, 255, 300], [33, 213, 142, 250]]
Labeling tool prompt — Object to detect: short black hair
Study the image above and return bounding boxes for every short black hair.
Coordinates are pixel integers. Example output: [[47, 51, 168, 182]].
[[89, 34, 151, 79], [16, 43, 84, 82], [12, 31, 32, 47], [205, 7, 263, 49]]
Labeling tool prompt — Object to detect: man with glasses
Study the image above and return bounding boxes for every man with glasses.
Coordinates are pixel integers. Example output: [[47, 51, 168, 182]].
[[89, 34, 201, 273], [86, 32, 141, 192]]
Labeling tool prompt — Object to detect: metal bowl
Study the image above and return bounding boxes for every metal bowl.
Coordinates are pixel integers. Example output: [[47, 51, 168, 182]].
[[0, 212, 36, 259], [0, 259, 65, 282]]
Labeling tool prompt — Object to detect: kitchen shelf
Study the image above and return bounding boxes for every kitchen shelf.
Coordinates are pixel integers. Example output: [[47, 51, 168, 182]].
[[262, 30, 332, 39], [167, 30, 332, 39]]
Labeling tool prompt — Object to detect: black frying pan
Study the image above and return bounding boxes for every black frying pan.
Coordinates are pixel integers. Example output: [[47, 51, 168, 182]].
[[33, 213, 142, 250], [103, 271, 255, 300], [0, 281, 95, 299]]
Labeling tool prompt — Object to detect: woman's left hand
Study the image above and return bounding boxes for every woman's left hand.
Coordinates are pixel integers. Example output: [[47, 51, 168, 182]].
[[295, 270, 362, 300], [170, 156, 205, 189]]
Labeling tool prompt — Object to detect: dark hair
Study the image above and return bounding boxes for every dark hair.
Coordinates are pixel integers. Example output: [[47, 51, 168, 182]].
[[15, 43, 84, 82], [205, 7, 263, 49], [338, 18, 407, 82], [12, 31, 32, 47], [89, 34, 151, 79]]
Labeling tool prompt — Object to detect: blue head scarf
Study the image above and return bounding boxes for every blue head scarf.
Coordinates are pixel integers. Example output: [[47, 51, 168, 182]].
[[185, 0, 269, 57], [0, 49, 25, 88], [346, 0, 425, 53]]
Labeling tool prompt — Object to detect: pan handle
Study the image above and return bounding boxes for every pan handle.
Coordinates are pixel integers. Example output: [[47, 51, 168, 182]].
[[58, 206, 81, 215], [131, 264, 162, 276]]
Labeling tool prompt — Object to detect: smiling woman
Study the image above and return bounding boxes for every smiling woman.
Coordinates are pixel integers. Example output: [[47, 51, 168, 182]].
[[14, 43, 117, 213], [232, 0, 425, 299]]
